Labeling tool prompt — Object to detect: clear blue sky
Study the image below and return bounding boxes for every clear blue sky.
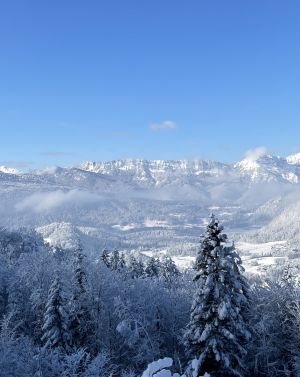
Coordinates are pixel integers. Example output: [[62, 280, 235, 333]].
[[1, 1, 300, 169]]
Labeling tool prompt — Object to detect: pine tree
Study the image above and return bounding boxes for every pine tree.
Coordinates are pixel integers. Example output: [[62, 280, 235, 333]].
[[127, 255, 145, 279], [184, 215, 250, 377], [69, 246, 93, 350], [161, 256, 180, 283], [101, 248, 111, 268], [73, 246, 87, 295], [144, 257, 161, 278], [41, 276, 70, 351], [110, 249, 120, 271], [118, 252, 126, 271], [278, 266, 300, 376]]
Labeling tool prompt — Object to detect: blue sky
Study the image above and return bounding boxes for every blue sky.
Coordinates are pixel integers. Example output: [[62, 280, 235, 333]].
[[1, 1, 300, 169]]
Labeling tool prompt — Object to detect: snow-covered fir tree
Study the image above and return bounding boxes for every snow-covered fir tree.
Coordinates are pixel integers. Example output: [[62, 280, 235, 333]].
[[73, 245, 87, 295], [144, 257, 161, 278], [161, 256, 180, 283], [108, 249, 126, 272], [119, 252, 126, 271], [110, 249, 121, 271], [277, 266, 300, 376], [127, 255, 145, 279], [184, 215, 251, 377], [69, 246, 93, 350], [41, 276, 70, 351], [101, 248, 111, 268]]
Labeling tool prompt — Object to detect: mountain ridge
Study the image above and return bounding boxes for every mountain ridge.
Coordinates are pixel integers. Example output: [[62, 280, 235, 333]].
[[78, 153, 300, 185], [3, 153, 300, 188]]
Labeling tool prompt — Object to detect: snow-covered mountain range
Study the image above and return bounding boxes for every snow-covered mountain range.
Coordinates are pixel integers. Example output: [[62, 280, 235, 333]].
[[80, 153, 300, 185], [1, 152, 300, 273], [2, 152, 300, 187]]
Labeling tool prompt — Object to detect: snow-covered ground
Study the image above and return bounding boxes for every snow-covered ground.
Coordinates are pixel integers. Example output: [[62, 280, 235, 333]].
[[237, 241, 288, 274], [140, 240, 290, 274]]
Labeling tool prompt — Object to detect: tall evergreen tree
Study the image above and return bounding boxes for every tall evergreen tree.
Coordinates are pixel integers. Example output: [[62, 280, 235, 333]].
[[161, 256, 180, 283], [118, 252, 126, 271], [101, 248, 111, 268], [277, 266, 300, 376], [144, 257, 161, 278], [41, 276, 70, 351], [127, 255, 145, 279], [69, 246, 93, 350], [110, 249, 121, 271], [73, 246, 87, 296], [184, 215, 250, 377]]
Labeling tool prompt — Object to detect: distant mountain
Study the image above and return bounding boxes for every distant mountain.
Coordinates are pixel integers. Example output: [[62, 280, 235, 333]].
[[1, 153, 300, 212], [2, 153, 300, 188], [79, 159, 232, 188], [0, 166, 19, 174], [234, 154, 300, 183], [286, 152, 300, 165], [80, 154, 300, 186]]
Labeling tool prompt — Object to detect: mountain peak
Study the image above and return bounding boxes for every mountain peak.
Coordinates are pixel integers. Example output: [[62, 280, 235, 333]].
[[0, 166, 19, 174], [234, 154, 299, 183], [286, 152, 300, 165]]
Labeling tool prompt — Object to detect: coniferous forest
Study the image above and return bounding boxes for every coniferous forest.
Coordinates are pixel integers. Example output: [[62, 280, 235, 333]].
[[0, 215, 299, 377]]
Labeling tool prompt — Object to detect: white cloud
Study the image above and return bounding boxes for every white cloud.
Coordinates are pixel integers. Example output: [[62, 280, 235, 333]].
[[244, 146, 268, 161], [15, 189, 102, 213], [149, 120, 177, 131]]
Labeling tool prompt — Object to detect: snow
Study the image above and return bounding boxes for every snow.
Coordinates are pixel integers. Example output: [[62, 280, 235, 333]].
[[234, 154, 300, 183], [236, 241, 288, 274], [139, 240, 290, 274], [144, 219, 169, 228], [191, 357, 202, 377], [141, 358, 173, 377], [287, 152, 300, 165], [237, 240, 286, 255], [200, 324, 211, 341], [171, 256, 195, 269], [153, 370, 172, 377], [112, 224, 137, 231], [0, 166, 19, 174], [37, 222, 81, 250], [217, 302, 227, 320], [79, 159, 230, 187]]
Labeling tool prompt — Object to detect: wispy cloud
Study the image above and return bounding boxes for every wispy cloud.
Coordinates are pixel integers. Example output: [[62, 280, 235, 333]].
[[244, 146, 268, 161], [15, 189, 103, 213], [149, 120, 177, 132]]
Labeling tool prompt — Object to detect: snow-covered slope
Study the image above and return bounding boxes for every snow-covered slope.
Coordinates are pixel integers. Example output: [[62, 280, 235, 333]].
[[245, 200, 300, 246], [0, 166, 19, 174], [80, 159, 233, 188], [80, 154, 300, 186], [286, 152, 300, 165], [234, 154, 300, 183]]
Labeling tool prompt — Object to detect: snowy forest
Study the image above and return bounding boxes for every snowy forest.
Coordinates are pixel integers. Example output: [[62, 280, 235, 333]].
[[0, 215, 299, 377]]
